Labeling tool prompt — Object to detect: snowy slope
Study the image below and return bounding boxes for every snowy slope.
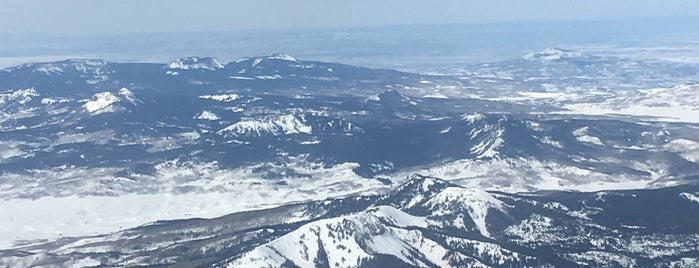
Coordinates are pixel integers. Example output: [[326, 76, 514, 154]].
[[559, 83, 699, 123], [4, 175, 699, 268]]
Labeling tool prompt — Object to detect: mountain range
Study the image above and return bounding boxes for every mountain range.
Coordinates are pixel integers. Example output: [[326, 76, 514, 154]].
[[0, 49, 698, 267]]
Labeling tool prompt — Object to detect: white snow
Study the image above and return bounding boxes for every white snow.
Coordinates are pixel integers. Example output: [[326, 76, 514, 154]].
[[538, 136, 564, 148], [626, 234, 699, 259], [370, 206, 429, 228], [0, 193, 273, 249], [267, 53, 297, 61], [40, 98, 68, 105], [558, 84, 699, 123], [466, 81, 699, 124], [670, 258, 699, 268], [565, 251, 637, 267], [82, 92, 120, 114], [561, 103, 699, 123], [218, 114, 312, 137], [0, 88, 39, 105], [523, 47, 585, 61], [424, 187, 506, 237], [576, 135, 604, 146], [462, 113, 485, 123], [470, 132, 503, 159], [198, 93, 240, 102], [364, 232, 421, 265], [445, 237, 529, 265], [504, 214, 560, 244], [423, 93, 449, 99], [516, 91, 578, 100], [231, 214, 373, 268], [0, 158, 383, 249], [35, 65, 64, 74], [0, 253, 101, 268], [664, 139, 699, 164], [366, 94, 381, 102], [680, 193, 699, 204], [228, 206, 430, 268], [117, 87, 139, 104], [227, 201, 527, 267], [394, 157, 662, 193], [573, 127, 604, 146], [229, 76, 254, 80], [0, 141, 25, 160], [256, 75, 282, 80], [167, 57, 225, 70], [195, 110, 220, 120]]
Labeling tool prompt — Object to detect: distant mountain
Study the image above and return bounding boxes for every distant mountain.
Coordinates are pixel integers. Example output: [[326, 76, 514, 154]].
[[447, 47, 699, 93], [168, 56, 225, 70], [3, 175, 698, 267], [0, 53, 448, 98], [437, 48, 699, 123], [522, 47, 595, 61]]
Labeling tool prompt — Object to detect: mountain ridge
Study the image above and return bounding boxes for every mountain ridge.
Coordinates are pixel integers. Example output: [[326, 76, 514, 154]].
[[2, 174, 698, 267]]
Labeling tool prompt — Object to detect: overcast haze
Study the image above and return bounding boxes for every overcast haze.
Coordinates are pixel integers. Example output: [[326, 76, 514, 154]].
[[2, 0, 699, 35]]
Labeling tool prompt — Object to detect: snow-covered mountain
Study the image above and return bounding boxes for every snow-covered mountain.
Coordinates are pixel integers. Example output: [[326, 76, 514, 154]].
[[0, 51, 699, 264], [3, 175, 698, 267], [522, 47, 592, 61], [443, 47, 699, 102], [167, 56, 225, 70]]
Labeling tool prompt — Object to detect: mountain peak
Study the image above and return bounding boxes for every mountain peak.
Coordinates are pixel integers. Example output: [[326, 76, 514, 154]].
[[366, 89, 411, 104], [383, 174, 452, 208], [232, 53, 299, 68], [266, 53, 297, 62], [6, 59, 109, 75], [522, 47, 585, 61], [167, 57, 225, 70], [402, 174, 451, 189]]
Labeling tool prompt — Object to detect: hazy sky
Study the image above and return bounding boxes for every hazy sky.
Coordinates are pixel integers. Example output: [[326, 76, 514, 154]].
[[1, 0, 699, 35]]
